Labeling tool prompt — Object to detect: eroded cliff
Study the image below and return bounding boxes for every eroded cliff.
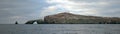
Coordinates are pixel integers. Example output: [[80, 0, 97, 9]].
[[44, 12, 120, 24]]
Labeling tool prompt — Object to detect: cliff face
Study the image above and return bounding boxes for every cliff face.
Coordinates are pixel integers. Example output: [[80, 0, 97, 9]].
[[44, 12, 120, 24]]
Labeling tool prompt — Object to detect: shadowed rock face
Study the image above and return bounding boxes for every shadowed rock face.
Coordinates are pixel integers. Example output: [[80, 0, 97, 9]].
[[25, 19, 45, 24], [44, 12, 120, 24]]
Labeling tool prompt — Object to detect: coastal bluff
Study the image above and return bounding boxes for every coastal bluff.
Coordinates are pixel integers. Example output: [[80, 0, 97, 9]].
[[25, 12, 120, 24]]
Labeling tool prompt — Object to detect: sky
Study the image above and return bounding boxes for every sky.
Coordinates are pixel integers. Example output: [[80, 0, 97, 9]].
[[0, 0, 120, 24]]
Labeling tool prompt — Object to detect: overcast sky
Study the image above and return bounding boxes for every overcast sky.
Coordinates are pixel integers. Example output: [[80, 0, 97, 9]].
[[0, 0, 120, 24]]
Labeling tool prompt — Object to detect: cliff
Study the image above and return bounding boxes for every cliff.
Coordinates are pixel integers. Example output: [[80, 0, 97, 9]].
[[25, 12, 120, 24], [44, 12, 120, 24]]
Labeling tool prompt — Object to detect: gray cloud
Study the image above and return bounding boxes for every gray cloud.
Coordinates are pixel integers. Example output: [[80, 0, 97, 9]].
[[0, 0, 48, 24], [0, 0, 120, 24], [44, 0, 120, 17]]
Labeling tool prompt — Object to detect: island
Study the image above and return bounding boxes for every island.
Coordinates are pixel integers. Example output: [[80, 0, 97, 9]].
[[25, 12, 120, 24]]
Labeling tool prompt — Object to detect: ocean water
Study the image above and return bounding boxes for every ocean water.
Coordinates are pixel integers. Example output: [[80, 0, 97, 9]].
[[0, 24, 120, 34]]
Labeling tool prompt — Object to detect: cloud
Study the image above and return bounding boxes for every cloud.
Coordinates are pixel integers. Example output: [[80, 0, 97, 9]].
[[0, 0, 120, 24], [42, 0, 120, 17], [0, 0, 47, 24], [42, 0, 99, 15]]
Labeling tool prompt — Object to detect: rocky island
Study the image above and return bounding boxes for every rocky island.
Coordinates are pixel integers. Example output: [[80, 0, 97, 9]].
[[25, 12, 120, 24]]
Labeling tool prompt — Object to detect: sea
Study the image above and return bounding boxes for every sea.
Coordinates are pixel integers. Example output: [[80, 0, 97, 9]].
[[0, 24, 120, 34]]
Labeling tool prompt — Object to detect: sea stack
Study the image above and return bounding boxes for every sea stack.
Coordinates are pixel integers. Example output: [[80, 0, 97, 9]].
[[15, 21, 18, 24]]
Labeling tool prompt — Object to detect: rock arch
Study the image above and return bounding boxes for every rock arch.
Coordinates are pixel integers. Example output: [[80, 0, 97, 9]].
[[25, 19, 45, 24], [25, 20, 38, 24]]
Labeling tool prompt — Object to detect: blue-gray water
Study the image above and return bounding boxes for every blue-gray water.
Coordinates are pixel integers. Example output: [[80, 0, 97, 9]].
[[0, 24, 120, 34]]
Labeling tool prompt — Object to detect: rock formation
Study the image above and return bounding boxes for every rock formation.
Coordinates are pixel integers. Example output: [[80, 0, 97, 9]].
[[25, 19, 45, 24], [25, 12, 120, 24], [15, 21, 18, 24], [44, 12, 120, 24]]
